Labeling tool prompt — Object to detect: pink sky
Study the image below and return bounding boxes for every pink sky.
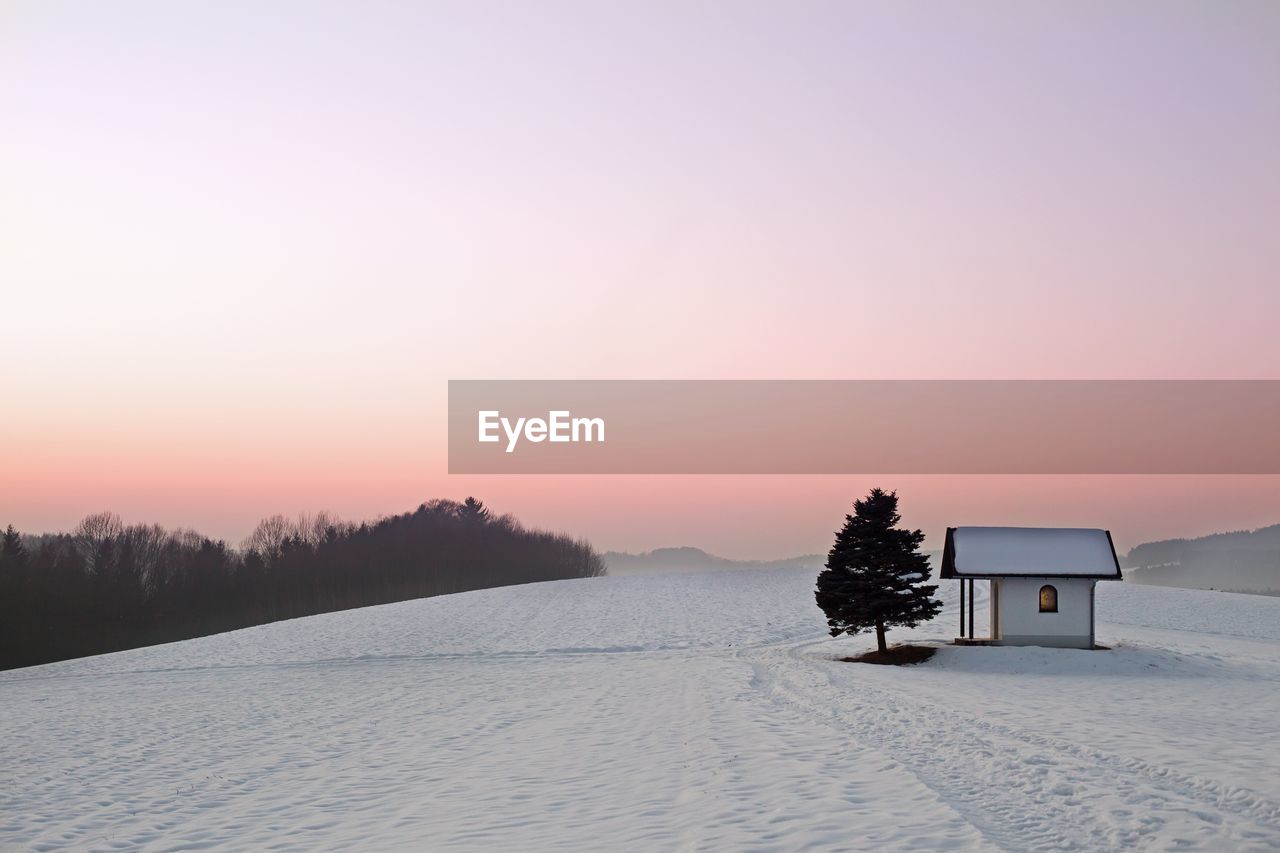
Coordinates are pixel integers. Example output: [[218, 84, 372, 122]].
[[2, 1, 1279, 557]]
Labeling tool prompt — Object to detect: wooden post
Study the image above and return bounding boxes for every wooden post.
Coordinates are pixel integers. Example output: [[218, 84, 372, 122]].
[[992, 580, 999, 639], [968, 578, 975, 639]]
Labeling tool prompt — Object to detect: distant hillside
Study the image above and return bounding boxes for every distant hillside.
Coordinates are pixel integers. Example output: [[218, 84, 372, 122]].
[[604, 546, 945, 576], [0, 499, 604, 670], [1123, 524, 1280, 592], [603, 547, 823, 576]]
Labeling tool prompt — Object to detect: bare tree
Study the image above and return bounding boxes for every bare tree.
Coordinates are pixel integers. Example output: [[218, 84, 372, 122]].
[[243, 514, 292, 560], [74, 512, 123, 571]]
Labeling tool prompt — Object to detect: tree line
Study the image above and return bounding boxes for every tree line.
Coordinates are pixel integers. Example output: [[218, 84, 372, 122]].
[[0, 498, 605, 670], [1123, 523, 1280, 593]]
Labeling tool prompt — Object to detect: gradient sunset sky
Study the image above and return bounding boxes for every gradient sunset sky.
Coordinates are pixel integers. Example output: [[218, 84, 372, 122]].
[[3, 1, 1279, 557]]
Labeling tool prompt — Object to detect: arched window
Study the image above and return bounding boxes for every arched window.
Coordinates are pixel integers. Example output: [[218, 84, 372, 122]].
[[1039, 584, 1058, 613]]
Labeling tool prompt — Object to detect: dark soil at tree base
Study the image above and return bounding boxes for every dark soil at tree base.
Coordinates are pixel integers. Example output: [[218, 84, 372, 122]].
[[840, 645, 937, 666]]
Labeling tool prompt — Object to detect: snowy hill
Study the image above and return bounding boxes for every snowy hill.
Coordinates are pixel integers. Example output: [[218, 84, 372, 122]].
[[602, 546, 824, 575], [1125, 524, 1280, 592], [4, 570, 1280, 850], [601, 546, 944, 576]]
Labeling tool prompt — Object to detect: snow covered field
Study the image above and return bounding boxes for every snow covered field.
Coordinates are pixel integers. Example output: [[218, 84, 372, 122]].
[[3, 569, 1279, 850]]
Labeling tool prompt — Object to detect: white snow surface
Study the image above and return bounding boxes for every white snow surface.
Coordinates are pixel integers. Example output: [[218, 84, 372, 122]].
[[950, 526, 1121, 577], [3, 570, 1279, 851]]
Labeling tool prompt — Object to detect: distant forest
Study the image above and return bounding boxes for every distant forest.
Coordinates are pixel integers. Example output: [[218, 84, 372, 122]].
[[0, 498, 605, 670], [1123, 523, 1280, 593]]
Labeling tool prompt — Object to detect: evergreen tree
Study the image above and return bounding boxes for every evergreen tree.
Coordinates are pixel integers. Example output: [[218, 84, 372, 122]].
[[459, 497, 491, 525], [1, 525, 26, 564], [815, 488, 942, 653]]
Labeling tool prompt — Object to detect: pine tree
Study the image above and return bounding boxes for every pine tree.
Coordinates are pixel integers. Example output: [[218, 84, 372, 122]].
[[815, 488, 942, 653], [1, 525, 26, 564], [459, 497, 491, 525]]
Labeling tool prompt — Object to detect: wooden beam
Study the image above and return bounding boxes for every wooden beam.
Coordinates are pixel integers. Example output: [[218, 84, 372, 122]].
[[968, 579, 975, 639], [992, 579, 999, 639]]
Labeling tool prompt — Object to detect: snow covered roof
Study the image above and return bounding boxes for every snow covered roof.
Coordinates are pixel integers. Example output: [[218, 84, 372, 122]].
[[939, 527, 1122, 580]]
